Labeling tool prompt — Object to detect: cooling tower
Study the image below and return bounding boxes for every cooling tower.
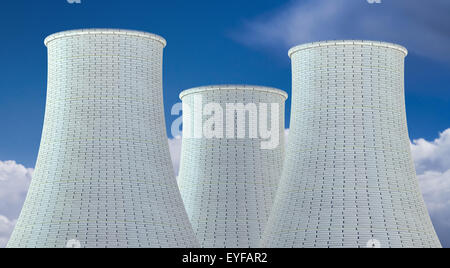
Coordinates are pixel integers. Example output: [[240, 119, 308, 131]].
[[261, 41, 441, 248], [7, 29, 198, 248], [178, 85, 287, 248]]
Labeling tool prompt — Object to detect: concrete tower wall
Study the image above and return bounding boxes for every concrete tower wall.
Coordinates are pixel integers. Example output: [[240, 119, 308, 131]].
[[7, 29, 198, 248], [178, 85, 287, 248], [262, 41, 441, 248]]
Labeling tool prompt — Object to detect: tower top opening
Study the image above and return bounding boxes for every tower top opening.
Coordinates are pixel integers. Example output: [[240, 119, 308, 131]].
[[44, 28, 167, 47]]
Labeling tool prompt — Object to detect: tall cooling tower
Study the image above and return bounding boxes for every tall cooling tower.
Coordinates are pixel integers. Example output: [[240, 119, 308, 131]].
[[178, 85, 287, 248], [262, 41, 441, 248], [8, 29, 198, 248]]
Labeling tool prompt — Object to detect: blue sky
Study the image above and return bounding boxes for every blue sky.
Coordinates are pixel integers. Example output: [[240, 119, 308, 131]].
[[0, 0, 449, 247]]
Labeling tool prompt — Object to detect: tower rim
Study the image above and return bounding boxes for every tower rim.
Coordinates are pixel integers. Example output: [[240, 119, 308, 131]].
[[44, 28, 167, 47], [288, 40, 408, 58], [179, 85, 288, 101]]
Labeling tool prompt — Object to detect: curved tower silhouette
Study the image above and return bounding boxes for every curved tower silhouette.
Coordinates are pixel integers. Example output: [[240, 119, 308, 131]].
[[8, 29, 198, 248], [178, 85, 287, 248], [262, 41, 441, 248]]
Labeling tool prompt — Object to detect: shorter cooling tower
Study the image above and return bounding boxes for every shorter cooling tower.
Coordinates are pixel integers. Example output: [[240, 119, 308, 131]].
[[178, 85, 287, 248], [262, 41, 441, 248]]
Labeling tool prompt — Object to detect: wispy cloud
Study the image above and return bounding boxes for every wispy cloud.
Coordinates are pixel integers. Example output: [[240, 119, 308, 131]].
[[231, 0, 450, 61]]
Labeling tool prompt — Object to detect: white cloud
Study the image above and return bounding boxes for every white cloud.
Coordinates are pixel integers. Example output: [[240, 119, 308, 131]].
[[0, 160, 33, 248], [0, 161, 32, 220], [0, 215, 16, 248], [417, 169, 450, 247], [418, 170, 450, 213], [411, 129, 450, 174], [411, 129, 450, 247], [232, 0, 450, 62]]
